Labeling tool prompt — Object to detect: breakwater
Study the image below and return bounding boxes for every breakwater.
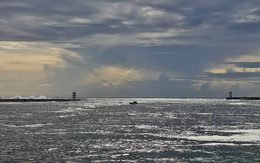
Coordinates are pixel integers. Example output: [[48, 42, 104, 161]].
[[0, 99, 82, 102], [226, 97, 260, 100]]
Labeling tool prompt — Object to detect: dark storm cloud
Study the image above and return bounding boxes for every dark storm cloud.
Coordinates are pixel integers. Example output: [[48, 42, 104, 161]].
[[1, 0, 260, 42], [0, 0, 100, 41], [205, 72, 260, 79], [253, 9, 260, 15], [0, 0, 98, 16], [229, 22, 260, 34], [139, 0, 255, 29], [225, 62, 260, 68]]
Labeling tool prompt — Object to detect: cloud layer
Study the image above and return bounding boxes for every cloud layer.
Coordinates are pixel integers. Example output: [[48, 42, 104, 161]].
[[1, 0, 260, 97]]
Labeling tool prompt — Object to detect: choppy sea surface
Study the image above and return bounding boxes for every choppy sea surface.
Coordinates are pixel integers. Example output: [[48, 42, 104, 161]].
[[0, 98, 259, 162]]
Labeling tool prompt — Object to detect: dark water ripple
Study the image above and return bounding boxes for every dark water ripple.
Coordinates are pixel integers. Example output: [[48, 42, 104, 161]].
[[0, 98, 259, 162]]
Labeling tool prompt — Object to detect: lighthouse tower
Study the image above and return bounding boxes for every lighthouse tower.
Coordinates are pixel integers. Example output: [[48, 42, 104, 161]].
[[72, 92, 76, 99], [229, 91, 232, 98]]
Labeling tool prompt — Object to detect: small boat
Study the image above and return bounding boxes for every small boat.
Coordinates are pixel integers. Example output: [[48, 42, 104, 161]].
[[129, 101, 138, 104]]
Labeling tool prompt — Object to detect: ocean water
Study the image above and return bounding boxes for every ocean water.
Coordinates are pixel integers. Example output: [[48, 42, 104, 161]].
[[0, 98, 259, 162]]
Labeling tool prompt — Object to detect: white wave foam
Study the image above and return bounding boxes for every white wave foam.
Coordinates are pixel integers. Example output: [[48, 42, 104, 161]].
[[181, 129, 260, 143], [54, 107, 90, 113], [1, 123, 53, 128], [9, 95, 47, 99]]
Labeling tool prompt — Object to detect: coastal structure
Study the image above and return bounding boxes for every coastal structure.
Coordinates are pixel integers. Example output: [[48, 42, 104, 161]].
[[226, 91, 260, 100], [0, 92, 82, 102], [0, 98, 81, 102], [73, 92, 76, 99]]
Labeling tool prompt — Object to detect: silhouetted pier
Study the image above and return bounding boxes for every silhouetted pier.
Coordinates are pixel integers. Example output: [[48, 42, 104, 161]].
[[0, 99, 82, 102], [226, 97, 260, 100], [226, 91, 260, 100]]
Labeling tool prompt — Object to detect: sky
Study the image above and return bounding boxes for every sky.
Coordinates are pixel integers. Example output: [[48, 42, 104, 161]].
[[0, 0, 260, 98]]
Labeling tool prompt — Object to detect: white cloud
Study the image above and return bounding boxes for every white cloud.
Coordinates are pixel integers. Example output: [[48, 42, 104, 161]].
[[83, 66, 142, 87]]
